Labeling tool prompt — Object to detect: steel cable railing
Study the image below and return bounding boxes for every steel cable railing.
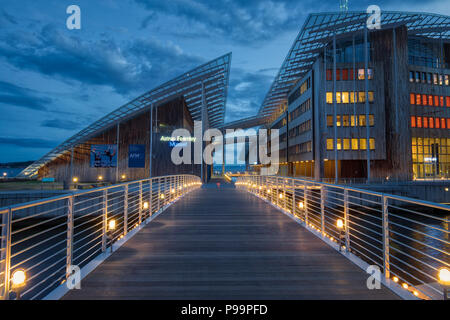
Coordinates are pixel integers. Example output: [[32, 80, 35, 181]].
[[0, 174, 201, 300], [236, 175, 450, 300]]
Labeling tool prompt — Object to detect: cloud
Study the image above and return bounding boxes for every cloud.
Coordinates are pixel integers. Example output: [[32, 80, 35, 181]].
[[0, 81, 51, 111], [0, 24, 204, 95], [0, 137, 59, 149], [0, 10, 17, 27], [135, 0, 309, 44], [41, 119, 82, 130]]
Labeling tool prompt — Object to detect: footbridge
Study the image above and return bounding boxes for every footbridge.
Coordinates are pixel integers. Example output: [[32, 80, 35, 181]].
[[0, 175, 448, 300]]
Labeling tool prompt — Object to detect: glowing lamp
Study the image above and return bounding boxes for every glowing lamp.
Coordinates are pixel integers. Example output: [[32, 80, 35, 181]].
[[108, 219, 116, 231], [11, 269, 26, 289], [98, 175, 103, 181], [438, 268, 450, 286], [72, 177, 78, 183], [336, 219, 344, 229], [143, 202, 149, 209]]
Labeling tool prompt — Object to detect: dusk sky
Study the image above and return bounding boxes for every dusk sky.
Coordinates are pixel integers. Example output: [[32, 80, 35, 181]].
[[1, 0, 449, 162]]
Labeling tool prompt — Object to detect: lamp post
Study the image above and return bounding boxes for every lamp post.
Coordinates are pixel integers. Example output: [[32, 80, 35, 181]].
[[336, 219, 345, 251], [11, 269, 26, 300], [438, 267, 450, 300], [107, 219, 116, 253]]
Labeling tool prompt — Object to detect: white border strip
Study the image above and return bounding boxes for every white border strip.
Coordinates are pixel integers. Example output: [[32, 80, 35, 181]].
[[43, 190, 195, 300], [249, 191, 419, 300]]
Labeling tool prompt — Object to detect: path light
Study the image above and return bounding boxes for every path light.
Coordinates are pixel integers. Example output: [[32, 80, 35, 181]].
[[72, 177, 78, 183], [438, 267, 450, 300], [107, 219, 116, 253], [393, 276, 399, 283], [336, 219, 345, 252], [2, 172, 7, 177], [11, 269, 26, 300], [402, 283, 408, 289], [121, 174, 126, 180], [108, 219, 116, 231], [298, 202, 304, 209], [98, 175, 103, 181], [143, 202, 149, 210]]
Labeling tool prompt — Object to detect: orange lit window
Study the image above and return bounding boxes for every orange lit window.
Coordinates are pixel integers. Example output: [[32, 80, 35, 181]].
[[435, 118, 440, 128], [417, 117, 422, 128], [411, 116, 416, 128], [342, 69, 348, 81], [416, 94, 421, 105], [440, 96, 444, 107], [429, 95, 433, 106], [326, 69, 332, 81], [434, 95, 439, 107], [446, 96, 450, 107], [422, 94, 428, 106], [441, 118, 446, 129], [410, 93, 415, 105], [429, 117, 434, 128], [336, 69, 340, 81], [447, 118, 450, 129], [423, 117, 428, 128], [349, 69, 354, 80]]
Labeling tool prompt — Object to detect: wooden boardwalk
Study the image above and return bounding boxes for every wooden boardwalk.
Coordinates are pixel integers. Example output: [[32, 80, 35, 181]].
[[63, 184, 399, 300]]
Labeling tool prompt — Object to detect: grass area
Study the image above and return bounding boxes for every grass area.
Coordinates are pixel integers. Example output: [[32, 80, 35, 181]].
[[0, 181, 64, 191]]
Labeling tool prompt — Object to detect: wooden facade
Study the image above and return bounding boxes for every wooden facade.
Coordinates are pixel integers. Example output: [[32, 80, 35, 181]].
[[38, 97, 200, 184]]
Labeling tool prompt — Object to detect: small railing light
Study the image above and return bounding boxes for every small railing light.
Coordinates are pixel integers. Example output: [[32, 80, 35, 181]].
[[121, 174, 126, 180], [143, 202, 149, 209], [98, 175, 103, 181], [108, 219, 116, 231], [171, 189, 175, 194], [438, 267, 450, 300], [298, 202, 304, 209], [11, 269, 26, 289], [393, 276, 399, 283], [72, 177, 78, 183], [160, 194, 165, 199], [279, 194, 283, 199], [336, 219, 344, 229]]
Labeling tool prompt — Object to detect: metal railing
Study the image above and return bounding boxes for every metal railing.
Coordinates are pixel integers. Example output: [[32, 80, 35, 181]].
[[0, 174, 201, 300], [236, 175, 449, 300]]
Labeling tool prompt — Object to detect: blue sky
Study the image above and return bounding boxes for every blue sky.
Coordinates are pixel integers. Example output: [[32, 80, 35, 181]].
[[0, 0, 449, 162]]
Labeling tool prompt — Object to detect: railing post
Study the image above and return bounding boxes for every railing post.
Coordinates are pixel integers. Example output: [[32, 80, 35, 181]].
[[138, 181, 143, 225], [1, 208, 12, 300], [157, 178, 161, 212], [343, 189, 350, 250], [283, 179, 287, 210], [292, 180, 295, 215], [66, 196, 74, 281], [101, 190, 108, 252], [321, 185, 325, 234], [382, 195, 390, 279], [304, 183, 308, 225], [149, 179, 153, 217], [124, 185, 128, 235]]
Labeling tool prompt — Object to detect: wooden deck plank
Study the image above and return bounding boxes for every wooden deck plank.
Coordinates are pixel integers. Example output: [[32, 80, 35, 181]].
[[63, 186, 399, 300]]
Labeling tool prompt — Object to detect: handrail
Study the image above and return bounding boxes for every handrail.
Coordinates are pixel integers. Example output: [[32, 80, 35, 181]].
[[0, 174, 201, 300], [236, 175, 450, 300]]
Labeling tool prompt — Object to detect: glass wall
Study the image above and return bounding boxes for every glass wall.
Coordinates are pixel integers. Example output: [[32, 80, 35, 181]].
[[412, 137, 450, 179]]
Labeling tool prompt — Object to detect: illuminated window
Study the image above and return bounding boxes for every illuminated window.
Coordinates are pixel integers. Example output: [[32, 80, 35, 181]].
[[350, 91, 356, 103], [337, 139, 342, 150], [370, 138, 375, 150], [440, 96, 444, 107], [360, 138, 367, 150], [434, 95, 439, 107], [342, 115, 350, 127], [427, 73, 432, 84], [416, 94, 421, 105], [359, 115, 366, 127], [358, 69, 365, 80], [422, 94, 428, 106], [428, 95, 433, 106], [368, 91, 374, 103], [351, 115, 357, 127], [336, 92, 341, 104], [417, 116, 422, 128], [447, 118, 450, 129], [445, 75, 449, 86], [416, 71, 420, 83], [369, 115, 374, 126], [367, 69, 373, 80], [336, 115, 341, 127], [446, 96, 450, 107], [343, 139, 350, 150], [326, 69, 332, 81], [441, 118, 446, 129], [429, 117, 434, 128], [358, 92, 366, 103], [439, 75, 443, 86], [342, 92, 349, 104], [327, 115, 333, 127], [410, 93, 415, 105], [326, 139, 334, 150], [433, 73, 438, 85], [326, 92, 333, 104], [411, 116, 416, 128], [422, 72, 426, 84], [349, 69, 355, 80], [423, 117, 428, 128], [342, 69, 348, 81], [351, 139, 358, 150], [435, 118, 440, 129], [336, 69, 340, 81]]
